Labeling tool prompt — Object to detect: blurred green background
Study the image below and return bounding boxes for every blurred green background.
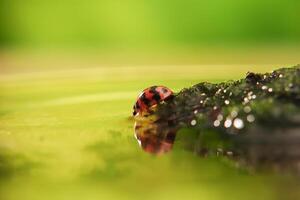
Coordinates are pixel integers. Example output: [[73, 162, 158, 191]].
[[0, 1, 300, 200], [0, 0, 300, 48]]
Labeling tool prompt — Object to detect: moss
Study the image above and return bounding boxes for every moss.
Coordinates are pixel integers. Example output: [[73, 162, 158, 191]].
[[141, 66, 300, 173]]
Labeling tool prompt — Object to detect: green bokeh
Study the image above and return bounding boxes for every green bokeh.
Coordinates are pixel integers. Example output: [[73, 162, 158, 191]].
[[1, 0, 300, 48]]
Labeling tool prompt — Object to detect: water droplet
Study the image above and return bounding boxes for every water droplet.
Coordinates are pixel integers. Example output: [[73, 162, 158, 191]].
[[213, 120, 220, 127], [231, 110, 238, 118], [217, 114, 223, 121], [247, 114, 255, 122], [233, 118, 244, 129], [262, 85, 268, 90], [225, 100, 230, 105], [217, 148, 223, 156], [224, 119, 232, 128], [191, 120, 197, 126], [243, 106, 251, 113], [285, 87, 290, 91], [216, 89, 222, 94], [243, 97, 249, 104]]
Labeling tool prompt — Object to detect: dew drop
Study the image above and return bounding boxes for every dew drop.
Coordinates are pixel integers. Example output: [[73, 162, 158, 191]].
[[231, 110, 238, 118], [191, 120, 197, 126], [285, 87, 290, 91], [224, 119, 232, 128], [243, 106, 251, 113], [262, 85, 268, 90], [247, 114, 255, 122], [213, 120, 220, 127], [217, 114, 223, 121], [216, 89, 222, 94], [243, 97, 249, 104], [233, 118, 244, 129]]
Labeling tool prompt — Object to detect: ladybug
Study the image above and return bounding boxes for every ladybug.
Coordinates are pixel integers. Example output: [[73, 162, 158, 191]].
[[133, 86, 174, 116]]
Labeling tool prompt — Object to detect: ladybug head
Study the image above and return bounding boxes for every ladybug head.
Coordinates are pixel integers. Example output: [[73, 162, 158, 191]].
[[133, 104, 138, 116], [133, 101, 142, 116]]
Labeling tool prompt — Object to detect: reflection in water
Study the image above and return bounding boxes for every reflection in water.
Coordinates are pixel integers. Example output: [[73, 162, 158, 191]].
[[133, 66, 300, 174], [134, 114, 178, 154]]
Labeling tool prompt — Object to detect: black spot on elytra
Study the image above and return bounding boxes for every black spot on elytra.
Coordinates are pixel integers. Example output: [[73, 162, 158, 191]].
[[150, 86, 158, 91], [152, 93, 161, 102], [141, 93, 151, 106], [149, 86, 157, 94]]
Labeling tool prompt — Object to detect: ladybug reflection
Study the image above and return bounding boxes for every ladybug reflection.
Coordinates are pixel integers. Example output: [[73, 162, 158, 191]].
[[134, 119, 176, 154]]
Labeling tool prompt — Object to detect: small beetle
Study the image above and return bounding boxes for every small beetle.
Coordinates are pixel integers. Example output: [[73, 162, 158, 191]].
[[133, 86, 174, 116]]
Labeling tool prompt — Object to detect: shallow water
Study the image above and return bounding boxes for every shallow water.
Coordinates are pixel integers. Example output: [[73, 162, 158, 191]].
[[1, 52, 300, 200]]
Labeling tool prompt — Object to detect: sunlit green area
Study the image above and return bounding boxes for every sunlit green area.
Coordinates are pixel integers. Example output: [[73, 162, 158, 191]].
[[1, 62, 300, 200], [1, 0, 300, 199]]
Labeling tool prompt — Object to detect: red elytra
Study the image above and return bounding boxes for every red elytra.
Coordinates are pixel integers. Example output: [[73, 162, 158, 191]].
[[133, 86, 173, 116]]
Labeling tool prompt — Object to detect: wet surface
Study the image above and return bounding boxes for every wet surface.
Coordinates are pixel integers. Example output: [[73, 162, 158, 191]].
[[134, 66, 300, 173], [134, 112, 178, 154]]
